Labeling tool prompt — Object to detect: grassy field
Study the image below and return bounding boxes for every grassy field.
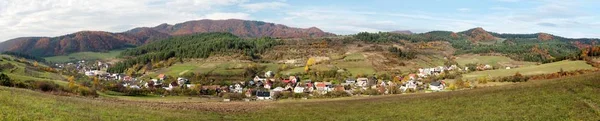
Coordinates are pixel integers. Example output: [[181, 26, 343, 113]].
[[2, 71, 600, 120], [1, 55, 67, 85], [455, 54, 537, 67], [44, 50, 124, 63], [463, 60, 595, 80]]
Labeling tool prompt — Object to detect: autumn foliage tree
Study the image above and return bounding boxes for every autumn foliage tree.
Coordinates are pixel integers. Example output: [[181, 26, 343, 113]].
[[68, 76, 76, 89], [305, 57, 316, 72]]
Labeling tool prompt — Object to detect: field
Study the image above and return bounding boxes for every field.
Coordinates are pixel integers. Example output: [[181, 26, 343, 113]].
[[455, 54, 537, 67], [2, 71, 600, 120], [44, 50, 124, 63], [463, 60, 595, 80]]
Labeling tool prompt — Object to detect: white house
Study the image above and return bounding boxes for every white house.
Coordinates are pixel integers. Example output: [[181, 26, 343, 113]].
[[293, 87, 305, 93], [429, 81, 445, 91]]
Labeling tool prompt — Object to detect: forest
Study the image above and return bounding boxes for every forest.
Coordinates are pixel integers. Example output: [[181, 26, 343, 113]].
[[351, 31, 581, 63], [108, 33, 279, 73]]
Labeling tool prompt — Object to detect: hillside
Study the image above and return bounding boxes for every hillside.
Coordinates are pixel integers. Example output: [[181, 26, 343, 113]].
[[0, 31, 163, 57], [1, 72, 599, 120], [108, 32, 279, 74], [460, 27, 496, 42], [151, 19, 334, 38], [0, 54, 66, 85], [0, 19, 333, 57]]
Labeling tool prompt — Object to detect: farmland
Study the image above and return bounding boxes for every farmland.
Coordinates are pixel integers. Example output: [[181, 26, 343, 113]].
[[462, 60, 595, 80]]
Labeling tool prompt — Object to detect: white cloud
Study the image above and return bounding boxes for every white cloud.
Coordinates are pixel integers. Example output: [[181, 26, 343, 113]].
[[0, 0, 252, 41], [204, 12, 250, 20], [457, 8, 471, 12], [240, 2, 288, 12]]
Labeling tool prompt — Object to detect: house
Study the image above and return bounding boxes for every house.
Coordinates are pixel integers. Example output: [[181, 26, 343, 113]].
[[345, 77, 357, 84], [356, 78, 369, 87], [289, 76, 299, 84], [315, 82, 333, 94], [256, 90, 272, 100], [284, 84, 294, 91], [400, 80, 418, 92], [233, 83, 243, 93], [158, 74, 166, 81], [264, 71, 274, 78], [165, 81, 179, 91], [263, 80, 272, 89], [177, 77, 189, 87], [429, 80, 446, 91], [293, 86, 305, 93], [254, 76, 266, 82]]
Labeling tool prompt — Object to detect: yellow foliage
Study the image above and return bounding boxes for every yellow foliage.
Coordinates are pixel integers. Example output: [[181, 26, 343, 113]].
[[448, 83, 457, 90], [306, 57, 316, 66], [68, 76, 76, 89], [33, 61, 38, 67]]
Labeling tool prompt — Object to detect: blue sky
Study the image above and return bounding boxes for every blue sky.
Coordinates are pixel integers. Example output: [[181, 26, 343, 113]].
[[1, 0, 599, 41]]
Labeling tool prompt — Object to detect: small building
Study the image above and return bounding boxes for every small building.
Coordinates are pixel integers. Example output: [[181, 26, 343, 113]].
[[429, 80, 445, 91]]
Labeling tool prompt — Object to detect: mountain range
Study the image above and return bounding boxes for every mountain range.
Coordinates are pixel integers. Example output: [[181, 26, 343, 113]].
[[0, 19, 333, 57]]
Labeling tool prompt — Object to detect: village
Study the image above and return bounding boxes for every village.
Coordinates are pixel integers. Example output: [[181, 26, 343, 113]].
[[60, 59, 506, 102]]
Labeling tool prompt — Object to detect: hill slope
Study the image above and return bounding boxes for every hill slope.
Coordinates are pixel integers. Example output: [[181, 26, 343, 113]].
[[1, 72, 599, 120], [0, 19, 332, 57]]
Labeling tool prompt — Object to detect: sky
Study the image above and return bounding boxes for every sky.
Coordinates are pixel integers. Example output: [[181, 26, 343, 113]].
[[1, 0, 599, 42]]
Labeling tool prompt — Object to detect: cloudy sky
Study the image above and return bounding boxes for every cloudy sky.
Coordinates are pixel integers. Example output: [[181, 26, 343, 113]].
[[1, 0, 599, 41]]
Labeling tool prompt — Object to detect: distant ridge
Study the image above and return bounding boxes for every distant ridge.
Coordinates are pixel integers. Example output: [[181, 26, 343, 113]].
[[0, 19, 334, 57]]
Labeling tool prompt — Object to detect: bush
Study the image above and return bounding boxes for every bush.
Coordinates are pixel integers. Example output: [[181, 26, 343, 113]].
[[321, 90, 350, 98], [222, 92, 246, 100], [364, 88, 381, 95], [0, 73, 13, 86], [35, 81, 59, 92], [77, 86, 98, 97]]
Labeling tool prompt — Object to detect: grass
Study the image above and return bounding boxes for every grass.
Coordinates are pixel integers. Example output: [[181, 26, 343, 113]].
[[455, 54, 537, 67], [463, 60, 595, 80], [1, 55, 67, 86], [2, 71, 600, 120], [44, 50, 124, 63], [0, 87, 220, 120], [343, 53, 365, 61]]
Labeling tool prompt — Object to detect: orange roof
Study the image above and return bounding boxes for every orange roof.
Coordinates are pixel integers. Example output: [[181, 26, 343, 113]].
[[158, 74, 165, 78]]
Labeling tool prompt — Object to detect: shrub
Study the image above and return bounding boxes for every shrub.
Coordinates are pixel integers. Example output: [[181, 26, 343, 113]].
[[321, 90, 350, 98], [222, 92, 245, 100], [35, 81, 59, 92], [0, 73, 13, 86], [477, 77, 489, 84], [364, 88, 381, 95], [77, 86, 98, 97], [447, 83, 457, 90]]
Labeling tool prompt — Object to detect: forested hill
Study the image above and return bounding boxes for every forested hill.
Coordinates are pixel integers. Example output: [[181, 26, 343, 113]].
[[108, 33, 279, 73], [351, 28, 589, 63], [0, 19, 332, 57]]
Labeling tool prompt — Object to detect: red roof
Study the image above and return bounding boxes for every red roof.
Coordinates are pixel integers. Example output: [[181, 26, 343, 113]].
[[316, 83, 326, 87], [158, 74, 165, 79], [282, 79, 291, 83]]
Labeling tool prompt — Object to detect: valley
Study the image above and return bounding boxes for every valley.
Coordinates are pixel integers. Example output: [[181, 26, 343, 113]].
[[1, 19, 600, 121]]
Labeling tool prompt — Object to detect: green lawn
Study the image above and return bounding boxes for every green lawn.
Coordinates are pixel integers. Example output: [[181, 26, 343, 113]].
[[463, 60, 595, 80], [2, 71, 600, 120], [45, 50, 125, 63]]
